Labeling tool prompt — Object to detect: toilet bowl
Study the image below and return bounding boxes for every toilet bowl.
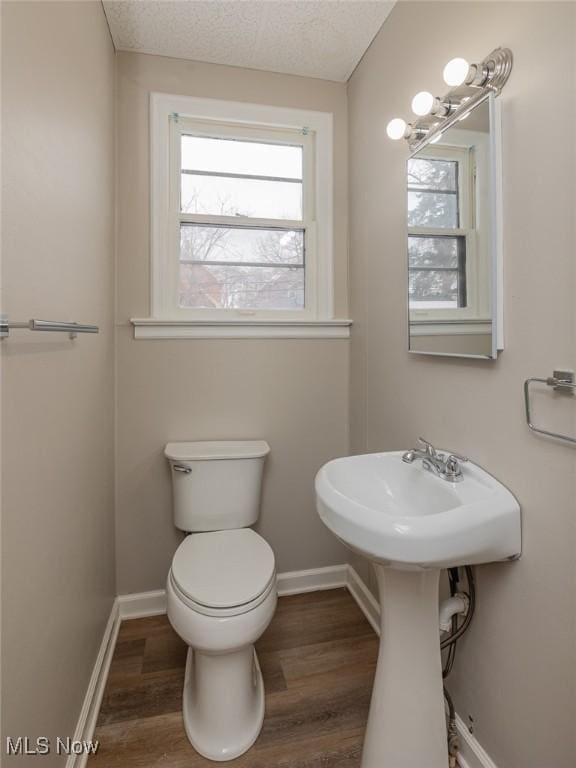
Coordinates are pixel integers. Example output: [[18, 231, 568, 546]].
[[167, 530, 277, 761], [164, 441, 275, 761]]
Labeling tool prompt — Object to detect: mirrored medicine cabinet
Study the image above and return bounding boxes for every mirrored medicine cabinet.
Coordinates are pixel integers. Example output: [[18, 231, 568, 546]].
[[407, 94, 503, 359]]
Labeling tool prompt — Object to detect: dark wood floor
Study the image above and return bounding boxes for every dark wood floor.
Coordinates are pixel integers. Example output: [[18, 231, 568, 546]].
[[90, 589, 379, 767]]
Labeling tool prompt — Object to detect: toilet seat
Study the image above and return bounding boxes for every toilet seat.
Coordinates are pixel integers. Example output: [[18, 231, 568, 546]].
[[170, 570, 276, 617], [171, 529, 276, 617]]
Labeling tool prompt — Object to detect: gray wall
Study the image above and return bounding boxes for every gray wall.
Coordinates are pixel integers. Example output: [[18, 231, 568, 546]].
[[348, 3, 576, 767], [1, 1, 116, 762], [115, 52, 350, 594], [3, 6, 574, 767]]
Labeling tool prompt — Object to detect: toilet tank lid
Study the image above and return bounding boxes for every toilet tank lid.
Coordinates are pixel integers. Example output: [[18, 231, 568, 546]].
[[164, 440, 270, 461]]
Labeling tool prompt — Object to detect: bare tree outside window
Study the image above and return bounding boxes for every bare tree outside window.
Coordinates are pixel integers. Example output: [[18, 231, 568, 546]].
[[178, 133, 305, 310], [407, 157, 466, 309]]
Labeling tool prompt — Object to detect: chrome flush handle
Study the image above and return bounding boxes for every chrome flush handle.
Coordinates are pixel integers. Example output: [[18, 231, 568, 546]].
[[172, 463, 192, 474]]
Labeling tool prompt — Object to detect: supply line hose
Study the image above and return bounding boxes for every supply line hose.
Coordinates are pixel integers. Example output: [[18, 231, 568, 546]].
[[444, 686, 459, 768], [442, 566, 476, 767]]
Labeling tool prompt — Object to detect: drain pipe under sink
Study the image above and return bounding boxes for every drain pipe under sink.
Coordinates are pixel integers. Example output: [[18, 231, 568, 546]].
[[439, 594, 470, 634]]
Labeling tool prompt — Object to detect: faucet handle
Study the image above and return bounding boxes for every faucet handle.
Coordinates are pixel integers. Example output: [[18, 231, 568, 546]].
[[418, 437, 437, 456], [444, 452, 468, 481], [446, 452, 468, 465]]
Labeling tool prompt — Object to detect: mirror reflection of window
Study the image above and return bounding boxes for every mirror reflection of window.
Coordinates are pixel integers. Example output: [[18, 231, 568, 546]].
[[407, 150, 473, 311]]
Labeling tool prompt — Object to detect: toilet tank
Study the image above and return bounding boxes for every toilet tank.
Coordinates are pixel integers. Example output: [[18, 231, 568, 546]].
[[164, 441, 270, 532]]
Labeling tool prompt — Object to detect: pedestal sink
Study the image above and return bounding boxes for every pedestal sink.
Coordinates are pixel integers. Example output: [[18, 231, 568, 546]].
[[315, 451, 521, 768]]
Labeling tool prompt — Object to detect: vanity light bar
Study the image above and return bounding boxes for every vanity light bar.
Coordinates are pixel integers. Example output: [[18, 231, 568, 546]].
[[386, 47, 513, 148]]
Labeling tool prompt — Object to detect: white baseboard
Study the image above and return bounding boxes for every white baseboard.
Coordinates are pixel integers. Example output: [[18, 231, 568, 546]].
[[65, 601, 120, 768], [346, 565, 499, 768], [455, 714, 499, 768], [276, 564, 348, 596], [73, 563, 497, 768], [115, 565, 350, 616], [346, 564, 380, 634], [117, 588, 167, 619]]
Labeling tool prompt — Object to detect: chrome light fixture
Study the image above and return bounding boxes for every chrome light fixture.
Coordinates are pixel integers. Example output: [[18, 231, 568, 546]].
[[386, 47, 513, 149]]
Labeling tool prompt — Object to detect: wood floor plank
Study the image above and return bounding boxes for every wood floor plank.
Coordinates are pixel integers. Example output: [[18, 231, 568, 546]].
[[90, 589, 376, 767], [279, 633, 378, 689], [257, 650, 288, 694], [97, 667, 185, 726], [91, 713, 364, 768], [117, 614, 172, 642], [104, 639, 145, 685], [141, 631, 187, 675], [256, 589, 373, 653], [256, 677, 373, 749]]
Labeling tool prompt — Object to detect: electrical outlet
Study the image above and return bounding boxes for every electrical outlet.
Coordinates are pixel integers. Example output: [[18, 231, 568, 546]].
[[467, 714, 475, 734]]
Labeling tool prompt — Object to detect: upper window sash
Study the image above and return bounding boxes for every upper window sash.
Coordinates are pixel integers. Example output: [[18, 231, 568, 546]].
[[174, 119, 314, 229], [408, 145, 473, 232]]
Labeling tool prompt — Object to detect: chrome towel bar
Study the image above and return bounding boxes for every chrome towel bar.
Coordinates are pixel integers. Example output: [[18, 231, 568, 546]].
[[0, 316, 99, 340], [524, 370, 576, 446]]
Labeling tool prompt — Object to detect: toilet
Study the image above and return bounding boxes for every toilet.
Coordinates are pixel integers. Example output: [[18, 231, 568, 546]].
[[164, 440, 276, 762]]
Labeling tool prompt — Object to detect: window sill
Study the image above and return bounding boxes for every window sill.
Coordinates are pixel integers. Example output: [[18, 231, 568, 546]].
[[130, 318, 352, 340], [409, 320, 491, 336]]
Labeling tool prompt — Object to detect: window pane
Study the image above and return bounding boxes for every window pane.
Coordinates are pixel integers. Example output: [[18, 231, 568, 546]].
[[409, 269, 459, 309], [407, 158, 457, 191], [408, 236, 459, 268], [181, 174, 302, 220], [407, 190, 458, 228], [179, 263, 304, 310], [180, 225, 304, 265], [182, 135, 303, 179]]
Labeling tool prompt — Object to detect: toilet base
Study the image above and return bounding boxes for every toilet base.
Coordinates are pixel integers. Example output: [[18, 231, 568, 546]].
[[182, 645, 265, 761]]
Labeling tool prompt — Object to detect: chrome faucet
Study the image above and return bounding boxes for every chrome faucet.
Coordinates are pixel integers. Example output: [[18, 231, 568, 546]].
[[402, 437, 468, 482]]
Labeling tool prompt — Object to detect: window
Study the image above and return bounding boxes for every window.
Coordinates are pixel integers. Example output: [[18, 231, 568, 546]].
[[176, 124, 309, 313], [407, 148, 474, 314], [139, 93, 349, 339]]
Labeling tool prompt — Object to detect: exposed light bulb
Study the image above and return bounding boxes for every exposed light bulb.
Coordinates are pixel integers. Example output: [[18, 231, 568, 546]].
[[386, 118, 408, 141], [443, 57, 471, 87], [411, 91, 435, 117]]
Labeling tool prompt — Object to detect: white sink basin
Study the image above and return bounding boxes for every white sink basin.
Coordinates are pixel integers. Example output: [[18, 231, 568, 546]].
[[316, 450, 521, 569], [315, 450, 521, 768]]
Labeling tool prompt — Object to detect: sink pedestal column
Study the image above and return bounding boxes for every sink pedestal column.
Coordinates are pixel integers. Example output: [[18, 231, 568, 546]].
[[361, 565, 448, 768]]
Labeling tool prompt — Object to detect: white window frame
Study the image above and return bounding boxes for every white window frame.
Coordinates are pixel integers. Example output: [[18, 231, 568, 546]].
[[408, 143, 489, 323], [132, 92, 351, 339]]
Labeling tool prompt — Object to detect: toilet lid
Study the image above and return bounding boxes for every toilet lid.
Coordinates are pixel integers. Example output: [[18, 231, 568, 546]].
[[171, 529, 276, 609]]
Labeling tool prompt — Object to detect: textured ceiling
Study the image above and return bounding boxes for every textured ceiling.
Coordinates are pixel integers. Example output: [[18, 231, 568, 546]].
[[103, 1, 395, 82]]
